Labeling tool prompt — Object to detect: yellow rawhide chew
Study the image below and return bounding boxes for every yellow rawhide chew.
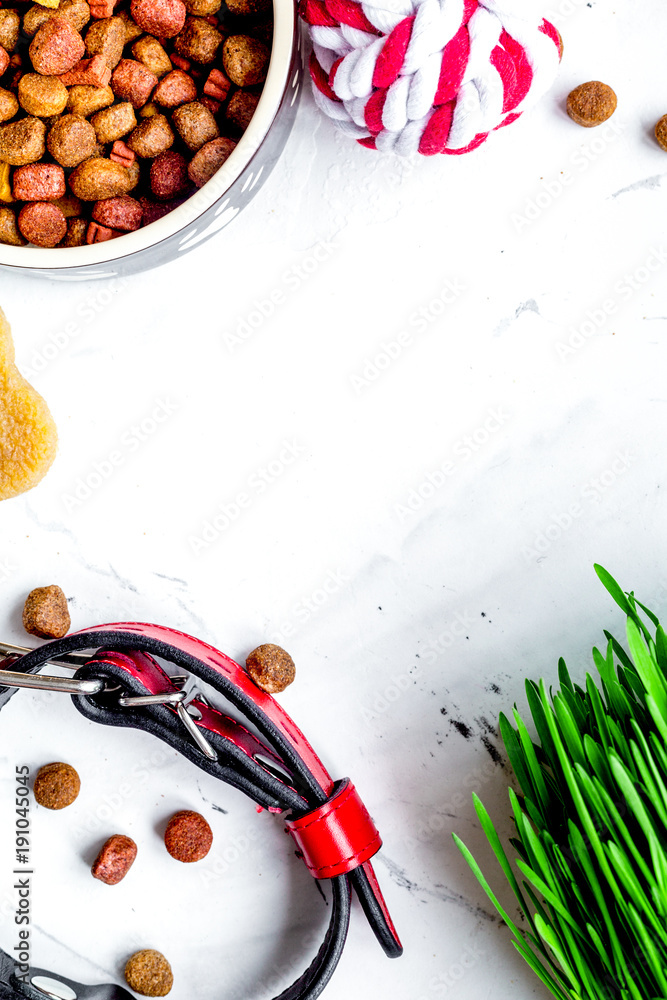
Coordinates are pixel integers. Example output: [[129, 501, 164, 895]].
[[0, 306, 58, 500]]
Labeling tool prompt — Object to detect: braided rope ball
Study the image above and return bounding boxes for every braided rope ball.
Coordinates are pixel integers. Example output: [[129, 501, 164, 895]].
[[300, 0, 564, 156]]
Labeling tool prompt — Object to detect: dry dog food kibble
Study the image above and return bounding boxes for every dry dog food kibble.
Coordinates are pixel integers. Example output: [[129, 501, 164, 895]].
[[92, 833, 138, 883], [23, 583, 71, 637], [164, 809, 213, 862], [245, 643, 295, 694], [0, 0, 272, 247], [655, 115, 667, 152], [125, 950, 173, 997], [33, 761, 80, 808], [566, 81, 617, 127]]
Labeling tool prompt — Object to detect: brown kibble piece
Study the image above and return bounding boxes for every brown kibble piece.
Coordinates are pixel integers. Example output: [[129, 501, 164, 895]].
[[23, 0, 91, 39], [124, 950, 173, 997], [245, 643, 295, 694], [183, 0, 221, 15], [19, 74, 69, 117], [23, 584, 70, 637], [91, 101, 136, 142], [33, 762, 80, 809], [224, 0, 270, 15], [188, 136, 235, 187], [222, 34, 269, 87], [152, 68, 196, 108], [92, 834, 137, 884], [225, 89, 259, 133], [164, 809, 213, 862], [67, 83, 114, 115], [52, 191, 83, 216], [0, 208, 26, 246], [116, 9, 142, 43], [127, 113, 173, 157], [69, 156, 137, 199], [48, 113, 97, 166], [30, 17, 85, 76], [0, 308, 57, 499], [85, 16, 125, 69], [61, 215, 87, 245], [174, 16, 222, 65], [0, 11, 20, 52], [132, 36, 172, 78], [0, 118, 45, 165], [655, 115, 667, 152], [171, 100, 218, 150], [566, 81, 617, 128], [0, 87, 20, 124]]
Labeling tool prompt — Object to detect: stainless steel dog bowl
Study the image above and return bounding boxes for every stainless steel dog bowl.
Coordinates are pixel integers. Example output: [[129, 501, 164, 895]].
[[0, 3, 301, 280]]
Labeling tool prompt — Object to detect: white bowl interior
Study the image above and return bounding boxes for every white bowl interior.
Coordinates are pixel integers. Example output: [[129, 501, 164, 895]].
[[0, 0, 295, 273]]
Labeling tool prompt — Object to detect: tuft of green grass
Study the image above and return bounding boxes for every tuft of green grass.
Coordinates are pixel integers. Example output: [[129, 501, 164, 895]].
[[454, 566, 667, 1000]]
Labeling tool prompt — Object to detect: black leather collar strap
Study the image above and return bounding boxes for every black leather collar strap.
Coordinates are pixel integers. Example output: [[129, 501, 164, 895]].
[[0, 623, 402, 1000]]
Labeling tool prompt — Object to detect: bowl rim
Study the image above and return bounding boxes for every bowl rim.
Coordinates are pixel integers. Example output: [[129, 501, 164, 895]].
[[0, 0, 295, 272]]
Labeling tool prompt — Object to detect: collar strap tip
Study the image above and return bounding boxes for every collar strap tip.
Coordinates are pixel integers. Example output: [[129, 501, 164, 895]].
[[285, 778, 382, 879]]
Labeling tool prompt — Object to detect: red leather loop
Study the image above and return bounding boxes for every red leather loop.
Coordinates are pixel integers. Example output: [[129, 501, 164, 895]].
[[286, 779, 382, 879]]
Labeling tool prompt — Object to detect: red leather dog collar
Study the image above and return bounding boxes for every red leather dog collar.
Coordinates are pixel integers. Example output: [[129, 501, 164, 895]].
[[0, 623, 402, 1000]]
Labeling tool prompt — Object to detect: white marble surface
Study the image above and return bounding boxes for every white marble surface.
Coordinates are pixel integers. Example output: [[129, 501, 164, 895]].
[[1, 0, 667, 997]]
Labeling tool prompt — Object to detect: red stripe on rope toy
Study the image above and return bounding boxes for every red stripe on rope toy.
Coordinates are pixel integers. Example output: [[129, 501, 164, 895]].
[[324, 0, 379, 34], [491, 30, 533, 114], [302, 0, 563, 156], [372, 16, 414, 90], [309, 51, 340, 101], [301, 0, 338, 28], [434, 23, 470, 106]]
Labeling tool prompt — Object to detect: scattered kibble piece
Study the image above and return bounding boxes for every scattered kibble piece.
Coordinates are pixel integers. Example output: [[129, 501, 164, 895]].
[[23, 584, 70, 638], [655, 115, 667, 152], [0, 308, 58, 500], [33, 761, 80, 809], [91, 833, 138, 884], [566, 81, 617, 127], [245, 643, 295, 694], [164, 809, 212, 862], [125, 950, 173, 997]]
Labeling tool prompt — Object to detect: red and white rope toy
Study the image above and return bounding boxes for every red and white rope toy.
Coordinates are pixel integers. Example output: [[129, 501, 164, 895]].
[[300, 0, 563, 156]]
